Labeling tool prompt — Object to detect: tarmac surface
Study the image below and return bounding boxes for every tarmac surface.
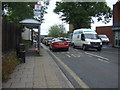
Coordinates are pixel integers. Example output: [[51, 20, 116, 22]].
[[2, 44, 74, 88]]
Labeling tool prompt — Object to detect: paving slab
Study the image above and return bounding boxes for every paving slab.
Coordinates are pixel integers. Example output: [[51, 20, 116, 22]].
[[2, 45, 74, 88]]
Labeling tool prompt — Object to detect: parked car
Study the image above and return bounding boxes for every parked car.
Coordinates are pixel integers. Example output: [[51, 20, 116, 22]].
[[49, 38, 69, 51], [42, 37, 53, 46], [98, 35, 110, 44], [64, 38, 72, 45]]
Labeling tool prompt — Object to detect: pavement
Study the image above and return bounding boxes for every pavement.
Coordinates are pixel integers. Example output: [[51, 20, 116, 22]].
[[2, 43, 74, 88]]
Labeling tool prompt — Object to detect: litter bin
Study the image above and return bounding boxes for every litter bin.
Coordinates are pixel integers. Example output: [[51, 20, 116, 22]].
[[16, 43, 26, 63]]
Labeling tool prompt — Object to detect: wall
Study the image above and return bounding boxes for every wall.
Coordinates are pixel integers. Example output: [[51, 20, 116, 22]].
[[2, 19, 21, 54]]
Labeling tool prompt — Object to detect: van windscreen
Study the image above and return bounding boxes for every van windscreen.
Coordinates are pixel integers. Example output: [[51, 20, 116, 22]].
[[84, 34, 99, 39]]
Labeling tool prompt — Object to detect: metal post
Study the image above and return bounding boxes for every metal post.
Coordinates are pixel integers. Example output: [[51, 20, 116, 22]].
[[38, 24, 41, 54], [31, 29, 33, 45]]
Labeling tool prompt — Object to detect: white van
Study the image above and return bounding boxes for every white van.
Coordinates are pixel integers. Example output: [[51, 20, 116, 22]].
[[72, 29, 102, 51]]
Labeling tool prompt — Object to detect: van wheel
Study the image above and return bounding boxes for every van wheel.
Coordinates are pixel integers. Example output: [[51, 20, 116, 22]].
[[97, 48, 101, 51], [72, 44, 76, 48], [82, 45, 87, 51]]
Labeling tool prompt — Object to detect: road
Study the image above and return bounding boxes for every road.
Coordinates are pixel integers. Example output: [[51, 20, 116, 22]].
[[46, 44, 119, 88]]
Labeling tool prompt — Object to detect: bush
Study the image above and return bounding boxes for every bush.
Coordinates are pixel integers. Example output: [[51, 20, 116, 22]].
[[22, 40, 31, 50], [2, 51, 20, 82]]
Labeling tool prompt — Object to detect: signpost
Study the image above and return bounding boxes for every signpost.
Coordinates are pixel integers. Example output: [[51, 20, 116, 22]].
[[33, 0, 50, 54]]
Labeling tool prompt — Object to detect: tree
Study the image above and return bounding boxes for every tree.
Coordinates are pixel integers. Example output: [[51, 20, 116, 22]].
[[2, 2, 36, 25], [54, 2, 112, 29], [48, 24, 67, 37]]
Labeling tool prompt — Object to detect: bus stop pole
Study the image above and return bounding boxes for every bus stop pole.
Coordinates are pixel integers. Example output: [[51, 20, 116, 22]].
[[38, 24, 41, 54]]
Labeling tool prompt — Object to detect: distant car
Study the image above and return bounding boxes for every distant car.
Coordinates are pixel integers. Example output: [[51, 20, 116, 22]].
[[98, 35, 110, 44], [42, 37, 53, 46], [64, 38, 72, 45], [49, 38, 69, 51]]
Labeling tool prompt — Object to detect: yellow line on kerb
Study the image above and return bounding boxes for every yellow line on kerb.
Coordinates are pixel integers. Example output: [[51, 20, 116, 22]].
[[50, 50, 91, 89]]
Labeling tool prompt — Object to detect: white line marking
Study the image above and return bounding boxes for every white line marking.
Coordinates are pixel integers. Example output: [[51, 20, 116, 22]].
[[42, 44, 91, 89], [98, 58, 109, 63], [67, 52, 70, 54], [49, 50, 90, 89], [71, 54, 76, 57], [77, 55, 80, 57], [85, 52, 109, 61], [66, 54, 71, 58], [74, 49, 78, 51]]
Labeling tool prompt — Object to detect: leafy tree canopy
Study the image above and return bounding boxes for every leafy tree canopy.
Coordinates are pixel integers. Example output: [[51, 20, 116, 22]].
[[54, 2, 112, 29], [2, 2, 36, 25], [48, 24, 67, 37]]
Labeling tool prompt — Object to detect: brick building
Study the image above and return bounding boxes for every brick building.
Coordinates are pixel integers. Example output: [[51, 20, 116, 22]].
[[96, 26, 113, 44], [112, 0, 120, 47]]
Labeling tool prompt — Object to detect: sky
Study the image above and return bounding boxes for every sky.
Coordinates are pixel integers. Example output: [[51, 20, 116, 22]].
[[40, 0, 118, 35]]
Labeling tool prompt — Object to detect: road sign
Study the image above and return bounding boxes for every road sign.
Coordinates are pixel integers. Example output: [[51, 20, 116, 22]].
[[34, 4, 41, 10]]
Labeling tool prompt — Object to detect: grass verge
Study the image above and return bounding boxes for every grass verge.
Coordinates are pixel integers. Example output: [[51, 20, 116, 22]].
[[2, 51, 20, 82]]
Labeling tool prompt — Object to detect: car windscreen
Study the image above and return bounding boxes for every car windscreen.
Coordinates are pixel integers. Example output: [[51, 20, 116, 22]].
[[56, 38, 66, 41], [98, 35, 107, 38], [46, 38, 53, 40], [84, 34, 99, 39]]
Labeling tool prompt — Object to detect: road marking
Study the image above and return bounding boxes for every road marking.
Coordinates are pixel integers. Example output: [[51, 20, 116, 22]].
[[71, 54, 76, 57], [97, 58, 109, 63], [103, 51, 120, 55], [66, 54, 71, 58], [77, 55, 80, 57], [48, 49, 90, 89], [74, 49, 78, 51], [61, 52, 66, 54], [85, 52, 109, 61], [67, 52, 70, 53]]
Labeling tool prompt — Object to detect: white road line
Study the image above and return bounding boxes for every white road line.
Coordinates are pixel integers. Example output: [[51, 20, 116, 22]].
[[74, 49, 78, 51], [77, 55, 80, 57], [43, 44, 91, 89], [98, 58, 109, 63], [71, 54, 76, 57], [49, 50, 90, 89], [85, 52, 109, 61], [61, 52, 66, 54], [66, 52, 70, 54], [66, 54, 71, 58]]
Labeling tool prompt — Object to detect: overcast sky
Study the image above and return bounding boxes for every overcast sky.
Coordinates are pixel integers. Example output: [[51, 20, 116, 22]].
[[40, 0, 118, 35]]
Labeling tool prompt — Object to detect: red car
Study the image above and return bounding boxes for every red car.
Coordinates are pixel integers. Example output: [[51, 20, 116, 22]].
[[49, 38, 69, 51]]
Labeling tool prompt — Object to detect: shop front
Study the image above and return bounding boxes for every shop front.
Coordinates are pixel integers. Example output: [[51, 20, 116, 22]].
[[112, 25, 120, 47]]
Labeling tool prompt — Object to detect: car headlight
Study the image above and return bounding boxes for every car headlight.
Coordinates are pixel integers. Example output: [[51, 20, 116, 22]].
[[100, 42, 102, 45]]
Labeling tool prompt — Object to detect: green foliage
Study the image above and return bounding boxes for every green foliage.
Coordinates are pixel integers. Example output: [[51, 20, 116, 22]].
[[2, 2, 36, 26], [21, 39, 31, 50], [54, 2, 112, 29], [2, 51, 20, 82], [48, 24, 67, 37]]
